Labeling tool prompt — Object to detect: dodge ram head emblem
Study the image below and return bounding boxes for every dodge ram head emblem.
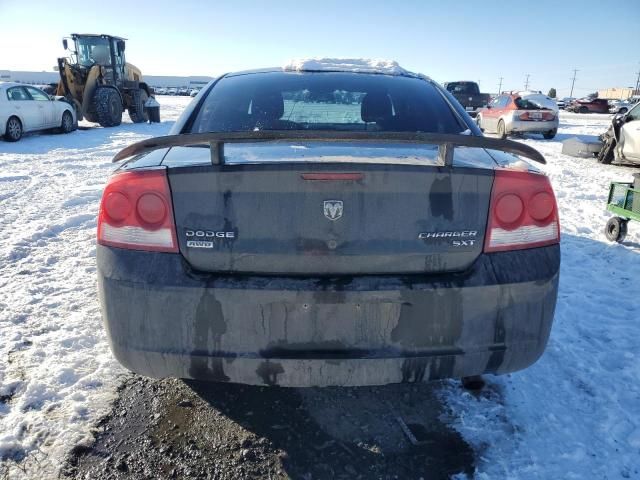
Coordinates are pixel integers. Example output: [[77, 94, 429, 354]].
[[323, 200, 343, 221]]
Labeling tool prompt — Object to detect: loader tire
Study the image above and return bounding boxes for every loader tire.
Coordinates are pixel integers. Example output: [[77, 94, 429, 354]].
[[94, 88, 122, 127], [128, 88, 149, 123]]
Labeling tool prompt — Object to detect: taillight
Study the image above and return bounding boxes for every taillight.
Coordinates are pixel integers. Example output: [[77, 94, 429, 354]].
[[484, 170, 560, 252], [97, 169, 178, 252]]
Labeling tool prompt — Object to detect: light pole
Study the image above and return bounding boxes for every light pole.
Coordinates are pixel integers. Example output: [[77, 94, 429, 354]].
[[570, 69, 578, 98]]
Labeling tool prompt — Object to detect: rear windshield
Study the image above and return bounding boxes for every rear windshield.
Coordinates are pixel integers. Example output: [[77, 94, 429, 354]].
[[514, 97, 544, 110], [189, 71, 465, 134], [445, 82, 480, 95]]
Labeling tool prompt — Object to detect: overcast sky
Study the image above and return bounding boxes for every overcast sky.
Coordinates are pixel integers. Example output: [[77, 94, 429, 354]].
[[1, 0, 638, 97]]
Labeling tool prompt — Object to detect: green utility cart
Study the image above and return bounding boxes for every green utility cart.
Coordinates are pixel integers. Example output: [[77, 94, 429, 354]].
[[605, 174, 640, 243]]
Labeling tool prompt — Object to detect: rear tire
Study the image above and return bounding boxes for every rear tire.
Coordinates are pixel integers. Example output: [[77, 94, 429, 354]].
[[60, 110, 75, 134], [94, 88, 122, 127], [497, 119, 507, 139], [543, 129, 557, 140], [605, 217, 627, 243], [128, 88, 149, 123], [597, 136, 615, 164], [4, 116, 22, 142]]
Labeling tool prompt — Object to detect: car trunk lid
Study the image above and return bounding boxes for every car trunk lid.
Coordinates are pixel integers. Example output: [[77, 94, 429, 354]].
[[166, 143, 495, 275]]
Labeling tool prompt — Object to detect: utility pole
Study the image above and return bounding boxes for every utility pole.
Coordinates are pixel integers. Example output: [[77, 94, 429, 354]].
[[498, 77, 503, 94], [524, 74, 530, 90], [635, 66, 640, 95], [570, 69, 578, 98]]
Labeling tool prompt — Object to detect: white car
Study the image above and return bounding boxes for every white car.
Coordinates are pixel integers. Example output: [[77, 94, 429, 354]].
[[599, 101, 640, 165], [155, 87, 167, 95], [609, 100, 631, 114], [1, 82, 76, 142], [615, 102, 640, 164]]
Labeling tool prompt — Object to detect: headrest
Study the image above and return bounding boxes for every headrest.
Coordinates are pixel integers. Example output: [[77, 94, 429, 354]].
[[252, 91, 284, 120], [361, 92, 393, 123]]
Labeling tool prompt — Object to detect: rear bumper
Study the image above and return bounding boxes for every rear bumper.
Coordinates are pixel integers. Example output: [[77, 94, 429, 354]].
[[507, 118, 559, 133], [98, 245, 560, 386]]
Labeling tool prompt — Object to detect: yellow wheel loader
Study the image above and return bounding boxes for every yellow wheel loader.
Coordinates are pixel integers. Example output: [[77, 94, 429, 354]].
[[56, 34, 160, 127]]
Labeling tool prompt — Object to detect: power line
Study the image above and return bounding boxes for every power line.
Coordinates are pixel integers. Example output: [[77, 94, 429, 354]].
[[498, 76, 503, 94], [524, 74, 530, 90], [569, 69, 578, 98]]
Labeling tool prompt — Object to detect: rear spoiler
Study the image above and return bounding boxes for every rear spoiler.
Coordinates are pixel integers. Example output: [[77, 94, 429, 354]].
[[112, 131, 546, 165]]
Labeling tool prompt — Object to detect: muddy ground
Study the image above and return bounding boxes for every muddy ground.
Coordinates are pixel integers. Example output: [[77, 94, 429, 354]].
[[62, 376, 489, 479]]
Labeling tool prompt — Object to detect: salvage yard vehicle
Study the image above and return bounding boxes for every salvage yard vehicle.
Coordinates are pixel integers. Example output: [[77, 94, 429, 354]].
[[1, 82, 76, 141], [56, 33, 161, 127], [97, 60, 560, 387], [476, 93, 559, 139], [566, 97, 609, 114], [557, 97, 575, 110], [443, 81, 490, 117], [609, 100, 631, 114], [598, 100, 640, 165]]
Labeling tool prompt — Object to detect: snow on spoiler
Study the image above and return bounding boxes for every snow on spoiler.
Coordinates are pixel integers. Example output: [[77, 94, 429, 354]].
[[112, 131, 546, 165]]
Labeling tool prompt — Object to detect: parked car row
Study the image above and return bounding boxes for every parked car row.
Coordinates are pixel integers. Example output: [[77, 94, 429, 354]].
[[1, 82, 77, 142], [153, 86, 202, 96], [562, 97, 638, 114], [565, 97, 610, 114]]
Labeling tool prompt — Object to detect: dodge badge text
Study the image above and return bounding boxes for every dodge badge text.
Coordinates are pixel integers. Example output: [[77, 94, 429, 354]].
[[419, 230, 478, 246], [185, 230, 235, 248]]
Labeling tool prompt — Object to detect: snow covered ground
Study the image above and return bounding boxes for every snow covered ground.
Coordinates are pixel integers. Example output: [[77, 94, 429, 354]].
[[0, 100, 638, 479], [0, 96, 188, 478], [442, 113, 640, 479]]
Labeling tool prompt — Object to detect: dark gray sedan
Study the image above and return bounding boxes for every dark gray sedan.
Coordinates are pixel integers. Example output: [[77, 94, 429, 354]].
[[97, 63, 560, 386]]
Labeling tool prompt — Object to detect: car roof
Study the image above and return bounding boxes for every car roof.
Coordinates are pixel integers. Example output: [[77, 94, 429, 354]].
[[226, 67, 427, 80], [0, 81, 31, 90], [225, 58, 430, 81], [71, 33, 127, 41]]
